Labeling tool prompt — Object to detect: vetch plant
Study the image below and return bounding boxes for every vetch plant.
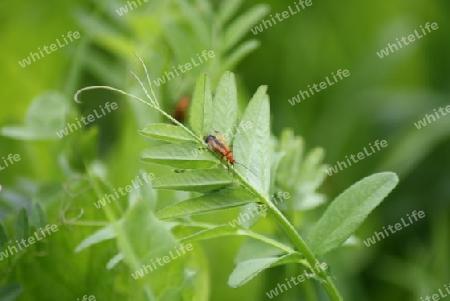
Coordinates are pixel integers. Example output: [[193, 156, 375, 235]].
[[74, 54, 399, 300]]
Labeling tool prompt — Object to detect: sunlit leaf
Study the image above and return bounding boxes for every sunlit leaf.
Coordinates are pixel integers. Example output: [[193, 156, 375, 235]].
[[153, 169, 232, 192], [233, 86, 271, 197], [139, 123, 194, 142], [228, 253, 303, 288], [74, 225, 116, 253], [189, 74, 212, 136], [141, 142, 218, 169], [157, 188, 257, 219], [308, 172, 399, 255]]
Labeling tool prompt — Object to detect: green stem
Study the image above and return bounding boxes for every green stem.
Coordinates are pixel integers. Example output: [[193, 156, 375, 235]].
[[232, 171, 343, 301], [179, 221, 296, 254], [74, 68, 343, 300]]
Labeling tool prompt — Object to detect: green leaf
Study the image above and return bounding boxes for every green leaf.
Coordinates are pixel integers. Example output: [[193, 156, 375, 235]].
[[175, 0, 211, 47], [180, 225, 293, 254], [276, 129, 304, 188], [1, 92, 69, 140], [308, 172, 399, 255], [0, 223, 8, 250], [157, 188, 257, 219], [75, 11, 135, 57], [15, 208, 28, 241], [117, 198, 184, 297], [74, 225, 116, 253], [141, 142, 218, 169], [29, 203, 46, 229], [217, 0, 244, 27], [189, 74, 212, 136], [129, 172, 158, 209], [222, 5, 269, 52], [233, 86, 271, 197], [210, 72, 238, 137], [228, 253, 303, 288], [106, 253, 124, 270], [237, 203, 261, 229], [139, 123, 195, 142], [180, 225, 239, 243], [235, 239, 285, 263], [153, 169, 232, 192], [223, 40, 260, 71], [0, 284, 23, 301], [163, 21, 199, 65]]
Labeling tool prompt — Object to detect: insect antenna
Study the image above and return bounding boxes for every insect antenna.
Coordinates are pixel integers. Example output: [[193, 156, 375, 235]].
[[234, 162, 257, 176]]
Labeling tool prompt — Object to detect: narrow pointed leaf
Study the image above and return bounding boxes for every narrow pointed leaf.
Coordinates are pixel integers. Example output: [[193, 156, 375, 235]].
[[15, 208, 28, 241], [141, 142, 217, 169], [157, 188, 257, 219], [210, 72, 238, 136], [106, 252, 124, 270], [228, 253, 303, 288], [0, 223, 8, 250], [235, 239, 285, 263], [117, 198, 183, 296], [75, 225, 116, 253], [153, 169, 232, 192], [233, 86, 271, 197], [223, 40, 260, 71], [30, 203, 46, 229], [308, 172, 399, 255], [0, 284, 23, 301], [217, 0, 244, 26], [189, 74, 212, 136], [180, 225, 239, 243], [139, 124, 195, 142], [175, 0, 211, 47], [181, 225, 292, 254], [222, 5, 269, 52]]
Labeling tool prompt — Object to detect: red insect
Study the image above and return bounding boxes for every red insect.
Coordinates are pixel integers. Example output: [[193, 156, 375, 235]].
[[204, 131, 235, 164], [172, 96, 190, 123], [204, 131, 255, 174]]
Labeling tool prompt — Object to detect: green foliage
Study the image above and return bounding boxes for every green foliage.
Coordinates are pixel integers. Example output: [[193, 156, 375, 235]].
[[1, 92, 68, 141], [228, 253, 304, 288], [308, 172, 399, 255], [0, 223, 8, 250], [14, 209, 29, 242], [73, 61, 397, 300], [0, 284, 23, 301], [4, 0, 435, 299], [157, 189, 256, 220]]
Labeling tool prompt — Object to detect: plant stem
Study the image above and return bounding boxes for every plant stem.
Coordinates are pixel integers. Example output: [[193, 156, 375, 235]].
[[233, 171, 343, 301], [74, 74, 343, 300]]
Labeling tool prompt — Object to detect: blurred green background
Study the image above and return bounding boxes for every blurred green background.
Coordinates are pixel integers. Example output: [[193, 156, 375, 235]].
[[1, 0, 449, 300]]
